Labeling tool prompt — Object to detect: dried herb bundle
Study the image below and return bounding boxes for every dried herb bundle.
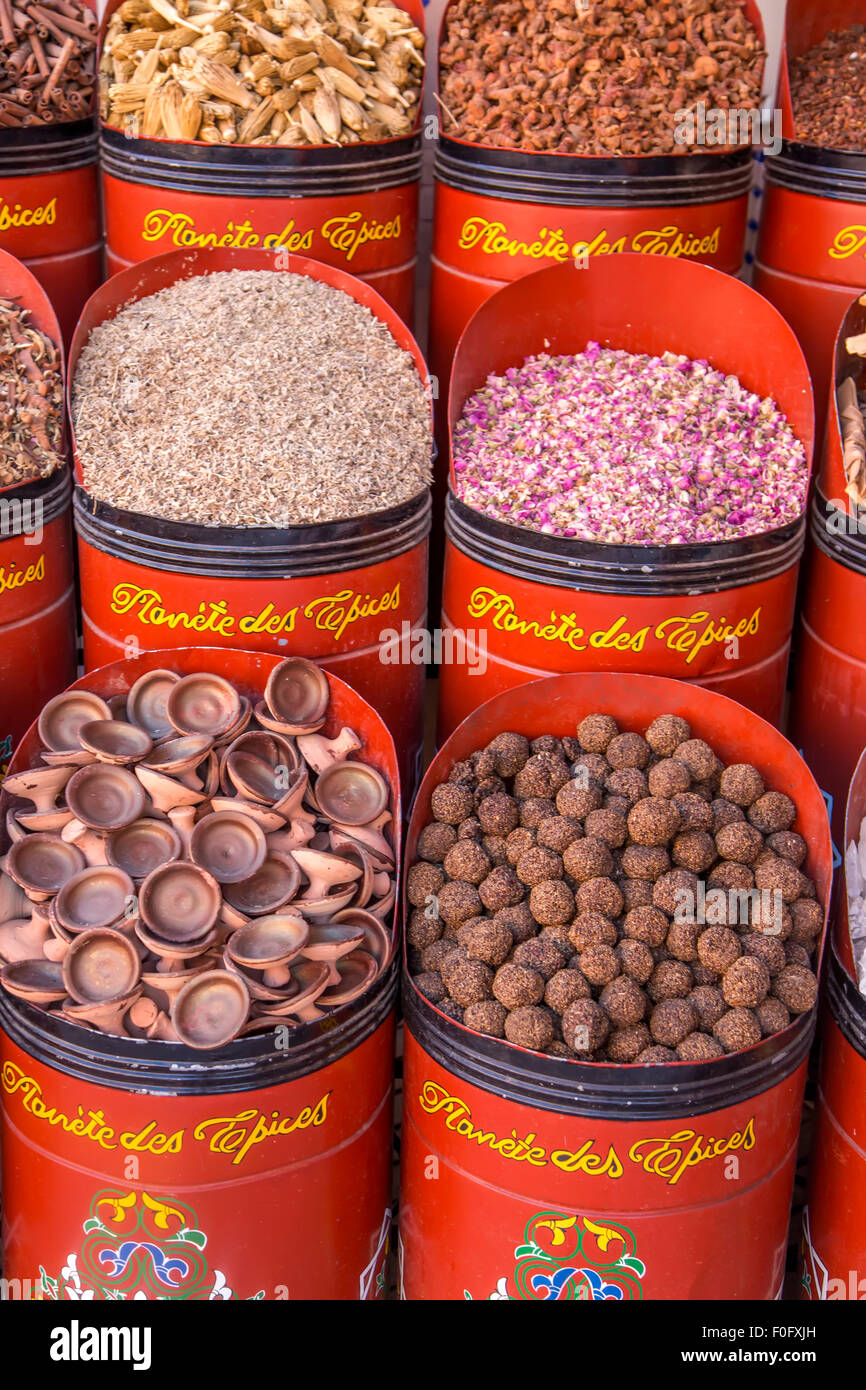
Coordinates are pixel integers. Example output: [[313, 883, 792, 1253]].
[[100, 0, 424, 146], [0, 298, 64, 488], [0, 0, 96, 127]]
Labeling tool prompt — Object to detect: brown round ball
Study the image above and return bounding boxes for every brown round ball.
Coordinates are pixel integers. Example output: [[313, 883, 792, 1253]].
[[430, 783, 474, 825], [756, 997, 791, 1037], [406, 861, 445, 907], [671, 792, 714, 833], [697, 926, 741, 974], [437, 880, 483, 926], [476, 793, 520, 837], [688, 984, 726, 1031], [707, 860, 755, 892], [577, 713, 619, 752], [462, 999, 508, 1038], [620, 878, 655, 911], [485, 732, 530, 778], [600, 976, 646, 1026], [531, 735, 562, 756], [616, 938, 655, 985], [556, 778, 604, 819], [636, 1045, 677, 1064], [581, 808, 627, 849], [571, 752, 610, 783], [505, 1005, 556, 1052], [536, 816, 584, 852], [676, 739, 719, 781], [516, 845, 563, 886], [457, 816, 482, 841], [676, 1032, 725, 1062], [606, 1023, 652, 1063], [448, 759, 476, 785], [519, 796, 557, 830], [650, 999, 698, 1046], [546, 1040, 577, 1059], [653, 868, 698, 917], [748, 791, 796, 834], [416, 822, 457, 863], [672, 830, 717, 873], [605, 768, 649, 804], [722, 955, 771, 1008], [692, 962, 722, 986], [569, 911, 618, 949], [561, 998, 609, 1053], [406, 906, 443, 950], [754, 855, 807, 905], [666, 919, 701, 962], [513, 935, 567, 981], [603, 794, 632, 818], [444, 959, 493, 1007], [766, 831, 808, 867], [627, 796, 681, 847], [784, 941, 812, 968], [562, 836, 614, 883], [711, 797, 745, 831], [575, 876, 624, 919], [578, 943, 620, 988], [713, 1007, 761, 1053], [461, 918, 514, 967], [437, 998, 464, 1023], [544, 968, 591, 1014], [494, 902, 536, 944], [772, 964, 818, 1014], [607, 731, 651, 770], [492, 962, 544, 1009], [789, 898, 823, 945], [648, 759, 692, 798], [420, 939, 458, 972], [482, 835, 510, 867], [621, 845, 670, 881], [623, 905, 669, 947], [719, 763, 765, 807], [748, 896, 791, 939], [742, 933, 787, 975], [505, 827, 536, 865], [478, 865, 524, 912], [715, 821, 764, 865], [443, 840, 491, 885], [414, 971, 446, 1004], [474, 777, 506, 808], [645, 714, 691, 757], [647, 959, 693, 1003], [529, 879, 575, 926]]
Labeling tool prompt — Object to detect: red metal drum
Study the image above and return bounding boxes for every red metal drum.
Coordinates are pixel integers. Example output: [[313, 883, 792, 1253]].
[[800, 750, 866, 1301], [438, 256, 814, 742], [70, 247, 431, 796], [399, 672, 832, 1301], [0, 250, 77, 775], [0, 646, 400, 1301], [98, 0, 423, 326]]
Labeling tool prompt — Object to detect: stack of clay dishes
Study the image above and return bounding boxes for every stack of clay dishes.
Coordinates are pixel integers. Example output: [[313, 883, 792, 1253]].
[[0, 658, 396, 1049]]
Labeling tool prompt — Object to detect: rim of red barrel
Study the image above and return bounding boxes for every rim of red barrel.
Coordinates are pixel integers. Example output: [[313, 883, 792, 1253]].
[[434, 0, 765, 164], [67, 245, 433, 491], [0, 645, 401, 1074], [402, 670, 833, 1092], [0, 246, 67, 500], [97, 0, 425, 151], [446, 253, 815, 550], [818, 289, 866, 507], [777, 0, 864, 146]]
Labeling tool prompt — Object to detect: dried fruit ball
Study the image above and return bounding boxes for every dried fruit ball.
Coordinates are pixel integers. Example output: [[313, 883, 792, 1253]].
[[607, 1023, 652, 1062], [742, 934, 786, 975], [785, 941, 812, 968], [437, 880, 482, 926], [483, 835, 509, 866], [430, 783, 474, 824], [672, 792, 714, 833], [620, 878, 654, 911], [621, 844, 670, 881], [463, 999, 508, 1038], [530, 879, 576, 925], [719, 763, 765, 807], [479, 865, 523, 911], [516, 845, 563, 886], [636, 1045, 677, 1065], [600, 976, 646, 1026], [477, 793, 519, 836], [607, 732, 651, 770], [711, 798, 745, 832], [554, 778, 602, 820], [623, 905, 669, 947], [562, 836, 614, 882], [789, 899, 823, 944], [697, 926, 741, 973], [676, 1032, 725, 1062], [445, 959, 493, 1007], [652, 868, 697, 916], [407, 908, 443, 950], [494, 902, 536, 944], [582, 808, 628, 849], [756, 997, 791, 1037], [688, 984, 726, 1030], [513, 755, 559, 799], [505, 1005, 556, 1052], [505, 827, 536, 864], [462, 919, 513, 967], [443, 840, 491, 884], [616, 938, 655, 984], [604, 794, 632, 818], [406, 862, 445, 907], [457, 816, 482, 840], [577, 713, 619, 752], [627, 796, 681, 847], [772, 964, 818, 1014], [572, 752, 609, 783], [569, 911, 618, 949], [666, 919, 701, 962], [650, 999, 698, 1046], [531, 735, 562, 756], [578, 943, 620, 987], [648, 959, 693, 1002], [448, 760, 476, 785], [519, 796, 556, 829], [562, 998, 609, 1052], [672, 831, 717, 873], [767, 831, 808, 867], [676, 739, 719, 781], [493, 962, 545, 1009], [576, 876, 624, 919], [648, 759, 692, 798], [546, 1040, 577, 1059], [422, 939, 461, 973], [605, 768, 649, 804], [713, 1007, 761, 1053], [474, 777, 506, 807], [536, 815, 583, 852], [545, 968, 592, 1013], [754, 855, 807, 904], [438, 998, 464, 1023], [513, 935, 567, 981], [485, 732, 530, 777], [708, 860, 754, 892], [415, 971, 446, 1004], [722, 956, 770, 1009], [416, 822, 457, 863], [692, 962, 722, 986], [748, 791, 796, 834], [715, 821, 764, 864], [645, 714, 690, 756]]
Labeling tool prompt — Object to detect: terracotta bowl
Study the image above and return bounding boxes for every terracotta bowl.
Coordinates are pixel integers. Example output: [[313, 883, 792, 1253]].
[[62, 928, 142, 1004], [189, 810, 268, 885], [166, 673, 242, 739], [222, 850, 301, 916], [37, 690, 113, 753], [141, 734, 213, 780], [139, 861, 222, 943], [332, 906, 393, 969], [3, 764, 74, 814], [54, 865, 135, 933], [1, 957, 67, 1004], [317, 949, 378, 1008], [66, 764, 146, 831], [171, 970, 250, 1049], [106, 819, 183, 881], [314, 760, 389, 827], [78, 720, 154, 764], [226, 913, 309, 971], [126, 668, 180, 740], [265, 657, 329, 730], [6, 834, 86, 896]]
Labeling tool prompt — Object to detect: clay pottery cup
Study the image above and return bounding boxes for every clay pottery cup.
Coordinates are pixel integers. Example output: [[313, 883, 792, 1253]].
[[166, 805, 197, 855], [263, 960, 330, 1022], [141, 958, 211, 1012], [66, 764, 146, 831], [300, 921, 366, 985], [62, 928, 141, 1004], [37, 690, 112, 753], [1, 958, 67, 1004], [126, 997, 179, 1041], [315, 761, 388, 828], [224, 752, 282, 806], [0, 913, 51, 963], [368, 880, 396, 922], [3, 763, 74, 814], [330, 817, 394, 869], [7, 834, 87, 898], [199, 752, 220, 799], [265, 818, 316, 856], [214, 695, 252, 747], [223, 949, 292, 1003], [16, 808, 75, 834], [226, 913, 309, 988], [134, 917, 218, 970], [106, 818, 183, 882], [62, 989, 141, 1037], [189, 810, 267, 884], [78, 720, 153, 765], [222, 850, 300, 917], [141, 734, 213, 788], [107, 695, 128, 720], [4, 809, 24, 843], [220, 731, 296, 795], [219, 900, 249, 931], [54, 865, 135, 934], [0, 870, 29, 924], [39, 747, 96, 769], [265, 657, 329, 732], [134, 764, 206, 813], [332, 907, 393, 970], [139, 861, 222, 944], [317, 949, 378, 1008], [209, 796, 285, 833], [126, 668, 180, 740], [293, 849, 362, 902], [297, 728, 362, 775], [61, 818, 110, 868], [328, 832, 375, 907], [171, 970, 250, 1050], [166, 673, 241, 740]]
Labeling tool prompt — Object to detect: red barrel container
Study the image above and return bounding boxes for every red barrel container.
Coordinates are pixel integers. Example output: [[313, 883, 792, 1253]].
[[399, 672, 832, 1301], [70, 246, 431, 795], [98, 0, 423, 326], [429, 0, 764, 411], [800, 749, 866, 1300], [0, 250, 77, 777], [754, 0, 866, 443], [0, 646, 400, 1301], [438, 256, 814, 742], [790, 291, 866, 843]]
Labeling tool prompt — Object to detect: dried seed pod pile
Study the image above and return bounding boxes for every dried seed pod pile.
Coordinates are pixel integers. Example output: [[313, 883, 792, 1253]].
[[438, 0, 765, 156], [452, 345, 809, 546], [0, 298, 64, 488], [791, 25, 866, 153], [100, 0, 424, 147], [71, 269, 432, 527], [407, 715, 823, 1064], [0, 0, 96, 126], [0, 658, 395, 1049]]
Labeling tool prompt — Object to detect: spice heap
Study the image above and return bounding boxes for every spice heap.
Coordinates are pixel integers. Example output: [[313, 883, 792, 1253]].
[[0, 0, 96, 126], [0, 298, 64, 488], [438, 0, 764, 156], [407, 715, 823, 1064], [100, 0, 424, 146], [452, 345, 808, 546], [791, 25, 866, 153], [0, 658, 395, 1049], [72, 269, 431, 527], [845, 819, 866, 995]]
